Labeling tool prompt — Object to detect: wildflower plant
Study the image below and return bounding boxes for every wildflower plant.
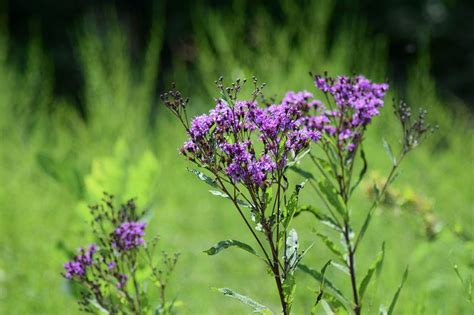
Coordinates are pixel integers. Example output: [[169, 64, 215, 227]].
[[162, 77, 320, 314], [163, 73, 435, 314], [290, 74, 436, 314], [62, 193, 180, 314]]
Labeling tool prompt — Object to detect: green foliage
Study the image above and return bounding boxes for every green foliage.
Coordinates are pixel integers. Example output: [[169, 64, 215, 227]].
[[359, 242, 385, 299], [282, 184, 304, 230], [216, 288, 273, 314], [315, 233, 345, 263], [204, 240, 257, 256], [383, 140, 397, 166], [318, 178, 347, 217], [298, 264, 351, 310], [187, 168, 218, 188]]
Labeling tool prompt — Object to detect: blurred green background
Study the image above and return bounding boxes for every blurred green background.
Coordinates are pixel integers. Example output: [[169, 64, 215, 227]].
[[0, 0, 472, 314]]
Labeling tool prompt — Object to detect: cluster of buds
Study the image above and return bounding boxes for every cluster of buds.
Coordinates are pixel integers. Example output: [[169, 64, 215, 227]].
[[161, 82, 190, 130], [394, 100, 438, 153]]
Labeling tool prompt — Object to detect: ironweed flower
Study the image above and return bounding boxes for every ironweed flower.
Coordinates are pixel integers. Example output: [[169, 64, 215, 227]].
[[310, 73, 389, 152], [63, 244, 97, 279], [169, 81, 321, 190], [112, 221, 146, 251]]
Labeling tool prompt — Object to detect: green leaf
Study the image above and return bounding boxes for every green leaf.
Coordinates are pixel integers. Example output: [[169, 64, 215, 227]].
[[286, 148, 311, 168], [383, 139, 397, 166], [387, 267, 409, 315], [320, 260, 332, 284], [330, 261, 350, 276], [204, 240, 257, 256], [187, 168, 217, 188], [359, 242, 385, 299], [316, 157, 337, 177], [350, 148, 368, 195], [321, 300, 335, 315], [295, 205, 341, 232], [284, 229, 299, 273], [298, 264, 351, 310], [296, 242, 314, 266], [316, 233, 345, 261], [311, 260, 332, 313], [217, 288, 273, 314], [208, 190, 252, 208], [355, 205, 376, 250], [318, 179, 346, 217], [88, 298, 110, 314]]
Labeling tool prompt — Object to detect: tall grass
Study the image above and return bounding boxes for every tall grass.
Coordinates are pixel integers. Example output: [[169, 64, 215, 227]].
[[0, 1, 472, 314]]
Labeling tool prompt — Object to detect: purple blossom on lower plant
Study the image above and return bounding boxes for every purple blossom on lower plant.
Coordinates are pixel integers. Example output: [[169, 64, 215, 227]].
[[63, 244, 97, 279], [113, 221, 146, 251], [61, 194, 180, 314]]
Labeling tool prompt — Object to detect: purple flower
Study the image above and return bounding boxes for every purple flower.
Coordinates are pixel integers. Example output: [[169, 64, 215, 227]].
[[189, 114, 214, 138], [305, 115, 329, 131], [64, 261, 85, 279], [310, 74, 389, 151], [63, 244, 97, 279], [281, 91, 321, 112], [286, 128, 321, 152], [248, 155, 277, 185], [313, 75, 388, 127], [113, 222, 146, 251], [179, 90, 323, 187]]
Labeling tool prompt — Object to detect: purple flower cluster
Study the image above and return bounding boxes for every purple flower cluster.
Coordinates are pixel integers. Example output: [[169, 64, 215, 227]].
[[181, 94, 321, 187], [312, 74, 389, 151], [281, 90, 321, 112], [170, 75, 388, 186], [220, 142, 277, 185], [113, 222, 146, 251], [64, 244, 97, 279], [64, 221, 147, 281]]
